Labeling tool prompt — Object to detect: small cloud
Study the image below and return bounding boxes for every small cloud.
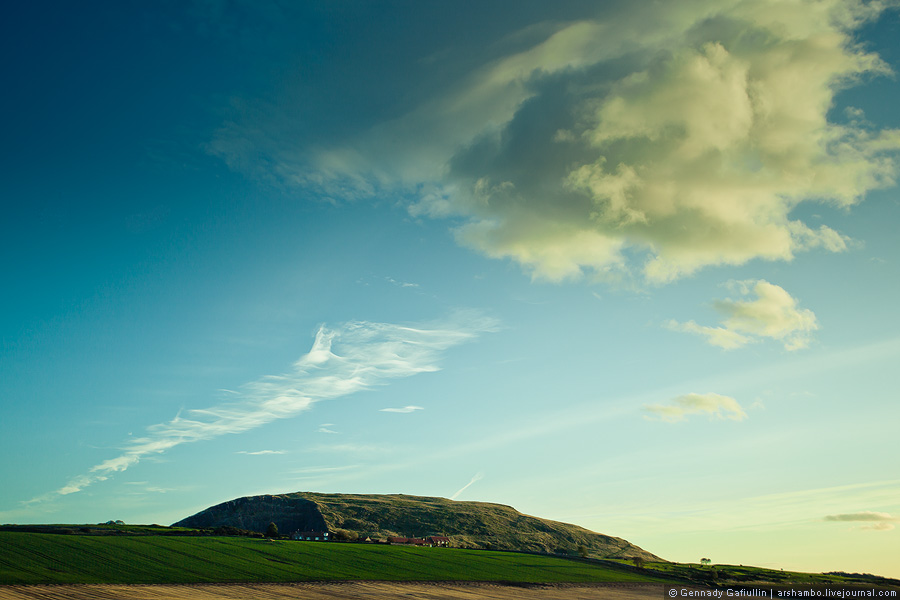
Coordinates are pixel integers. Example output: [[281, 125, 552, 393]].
[[862, 522, 895, 531], [386, 277, 420, 288], [824, 511, 894, 522], [309, 442, 391, 454], [317, 424, 338, 434], [664, 319, 750, 350], [644, 393, 747, 423], [379, 405, 424, 413], [290, 465, 359, 475], [122, 482, 175, 495], [667, 280, 818, 351], [825, 511, 897, 531], [236, 450, 286, 455], [825, 510, 897, 521]]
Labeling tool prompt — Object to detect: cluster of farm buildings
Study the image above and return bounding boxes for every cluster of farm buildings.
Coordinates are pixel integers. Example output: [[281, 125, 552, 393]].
[[291, 531, 450, 547]]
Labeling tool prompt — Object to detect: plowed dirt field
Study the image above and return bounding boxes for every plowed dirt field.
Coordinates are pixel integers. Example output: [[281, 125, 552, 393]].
[[0, 582, 665, 600]]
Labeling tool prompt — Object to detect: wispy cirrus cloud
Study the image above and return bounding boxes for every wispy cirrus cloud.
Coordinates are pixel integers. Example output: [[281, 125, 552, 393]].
[[379, 405, 424, 413], [213, 1, 900, 283], [290, 465, 360, 475], [123, 481, 176, 495], [31, 312, 496, 502], [666, 280, 818, 350], [861, 522, 896, 531], [644, 392, 747, 423], [824, 511, 898, 531], [236, 450, 286, 455], [450, 472, 484, 500]]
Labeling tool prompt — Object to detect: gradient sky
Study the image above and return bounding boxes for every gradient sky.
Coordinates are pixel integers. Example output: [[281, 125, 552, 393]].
[[2, 0, 899, 579]]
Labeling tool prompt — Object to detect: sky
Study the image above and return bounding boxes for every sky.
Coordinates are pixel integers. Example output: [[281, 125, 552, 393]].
[[2, 0, 899, 579]]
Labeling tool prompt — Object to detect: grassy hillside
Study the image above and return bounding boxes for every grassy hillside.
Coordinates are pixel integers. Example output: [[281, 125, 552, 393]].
[[0, 523, 205, 536], [174, 492, 660, 560], [605, 560, 900, 590], [0, 531, 668, 585], [4, 531, 895, 589]]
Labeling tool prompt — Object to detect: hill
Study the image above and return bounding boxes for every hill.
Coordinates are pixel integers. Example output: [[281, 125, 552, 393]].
[[172, 492, 661, 560]]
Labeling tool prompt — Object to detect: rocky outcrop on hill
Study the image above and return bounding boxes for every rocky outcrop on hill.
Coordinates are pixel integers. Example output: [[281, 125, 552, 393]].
[[173, 491, 662, 561], [174, 494, 326, 534]]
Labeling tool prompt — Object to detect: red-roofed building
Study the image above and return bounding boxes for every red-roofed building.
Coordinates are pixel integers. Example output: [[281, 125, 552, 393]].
[[387, 535, 449, 547], [426, 536, 450, 547]]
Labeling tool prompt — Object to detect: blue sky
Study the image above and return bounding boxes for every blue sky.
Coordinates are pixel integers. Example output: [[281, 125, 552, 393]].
[[2, 0, 899, 578]]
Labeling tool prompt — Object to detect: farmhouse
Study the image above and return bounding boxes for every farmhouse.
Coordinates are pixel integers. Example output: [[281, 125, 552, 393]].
[[292, 530, 330, 541], [387, 536, 451, 547], [426, 536, 450, 547], [293, 531, 450, 547], [387, 536, 411, 545]]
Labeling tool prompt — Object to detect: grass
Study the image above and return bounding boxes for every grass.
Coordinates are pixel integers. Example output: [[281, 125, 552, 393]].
[[605, 560, 900, 589], [0, 524, 200, 536], [0, 532, 670, 585]]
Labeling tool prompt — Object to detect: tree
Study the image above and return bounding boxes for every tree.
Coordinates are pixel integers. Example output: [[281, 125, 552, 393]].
[[265, 522, 279, 538], [332, 528, 358, 541], [632, 557, 646, 569], [578, 545, 588, 559], [701, 558, 711, 566]]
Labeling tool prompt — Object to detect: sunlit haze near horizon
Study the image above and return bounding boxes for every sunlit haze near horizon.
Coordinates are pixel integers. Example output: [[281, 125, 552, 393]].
[[2, 0, 899, 579]]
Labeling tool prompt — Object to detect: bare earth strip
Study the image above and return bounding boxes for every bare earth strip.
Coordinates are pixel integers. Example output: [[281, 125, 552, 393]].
[[0, 582, 665, 600]]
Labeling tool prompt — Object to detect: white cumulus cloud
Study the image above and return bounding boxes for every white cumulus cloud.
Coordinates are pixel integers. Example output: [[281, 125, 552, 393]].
[[217, 1, 900, 284], [667, 280, 818, 350]]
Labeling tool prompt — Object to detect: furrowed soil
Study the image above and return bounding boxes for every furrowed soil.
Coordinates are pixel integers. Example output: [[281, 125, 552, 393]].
[[0, 582, 665, 600]]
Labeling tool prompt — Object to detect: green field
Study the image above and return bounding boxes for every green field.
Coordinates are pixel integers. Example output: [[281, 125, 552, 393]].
[[605, 560, 900, 590], [0, 532, 668, 585]]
